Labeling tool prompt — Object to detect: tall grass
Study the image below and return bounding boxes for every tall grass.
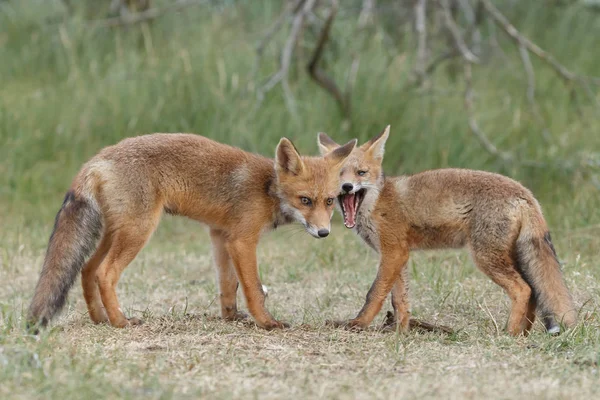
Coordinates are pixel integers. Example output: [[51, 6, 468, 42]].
[[0, 0, 598, 227]]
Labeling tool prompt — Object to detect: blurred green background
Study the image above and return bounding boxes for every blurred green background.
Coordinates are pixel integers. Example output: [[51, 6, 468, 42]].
[[0, 0, 598, 229]]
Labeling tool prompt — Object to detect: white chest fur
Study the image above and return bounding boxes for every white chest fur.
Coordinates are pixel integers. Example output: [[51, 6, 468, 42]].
[[353, 191, 381, 252]]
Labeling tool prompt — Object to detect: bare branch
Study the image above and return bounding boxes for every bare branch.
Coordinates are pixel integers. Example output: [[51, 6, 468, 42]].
[[463, 62, 511, 162], [307, 0, 350, 117], [518, 44, 551, 142], [256, 1, 301, 57], [481, 0, 600, 90], [357, 0, 376, 28], [92, 0, 208, 28], [413, 0, 428, 82], [440, 0, 479, 64], [257, 0, 318, 117], [457, 0, 481, 56]]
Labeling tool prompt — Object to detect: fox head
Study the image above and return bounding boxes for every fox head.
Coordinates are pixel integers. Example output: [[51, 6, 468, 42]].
[[275, 137, 356, 238], [317, 125, 390, 229]]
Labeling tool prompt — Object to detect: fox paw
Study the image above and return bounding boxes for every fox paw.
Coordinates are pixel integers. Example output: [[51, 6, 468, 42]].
[[325, 319, 364, 331], [223, 311, 250, 322], [261, 319, 290, 330], [127, 317, 144, 326]]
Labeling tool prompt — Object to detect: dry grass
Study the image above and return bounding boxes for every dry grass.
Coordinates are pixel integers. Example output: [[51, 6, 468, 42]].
[[1, 217, 599, 399]]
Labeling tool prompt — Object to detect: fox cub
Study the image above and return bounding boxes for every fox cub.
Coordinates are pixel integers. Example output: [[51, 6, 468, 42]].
[[28, 133, 356, 331], [319, 126, 576, 336]]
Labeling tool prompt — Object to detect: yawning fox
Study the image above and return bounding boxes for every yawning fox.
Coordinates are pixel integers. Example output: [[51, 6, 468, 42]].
[[319, 126, 576, 336]]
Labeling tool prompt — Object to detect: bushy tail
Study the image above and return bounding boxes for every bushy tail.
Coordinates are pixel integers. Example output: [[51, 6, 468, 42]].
[[515, 211, 577, 334], [27, 190, 102, 330]]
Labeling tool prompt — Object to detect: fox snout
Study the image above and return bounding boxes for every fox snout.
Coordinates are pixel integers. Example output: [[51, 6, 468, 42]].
[[305, 224, 331, 239], [342, 183, 354, 193]]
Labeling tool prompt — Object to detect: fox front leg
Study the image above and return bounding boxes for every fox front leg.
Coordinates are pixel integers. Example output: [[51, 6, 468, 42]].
[[333, 246, 409, 330], [225, 238, 289, 330]]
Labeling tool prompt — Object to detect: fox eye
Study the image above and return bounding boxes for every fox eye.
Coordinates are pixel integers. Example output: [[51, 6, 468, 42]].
[[300, 197, 312, 206], [326, 198, 334, 206], [357, 170, 367, 176]]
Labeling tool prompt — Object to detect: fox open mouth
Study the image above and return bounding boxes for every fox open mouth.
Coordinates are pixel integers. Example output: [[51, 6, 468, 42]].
[[338, 188, 366, 229]]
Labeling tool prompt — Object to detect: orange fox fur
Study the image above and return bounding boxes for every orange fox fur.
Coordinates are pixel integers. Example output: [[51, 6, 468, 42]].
[[319, 126, 577, 336], [28, 133, 356, 330]]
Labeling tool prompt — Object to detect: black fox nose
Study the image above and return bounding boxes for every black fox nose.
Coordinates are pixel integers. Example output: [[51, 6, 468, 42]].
[[342, 183, 353, 192], [317, 229, 330, 238]]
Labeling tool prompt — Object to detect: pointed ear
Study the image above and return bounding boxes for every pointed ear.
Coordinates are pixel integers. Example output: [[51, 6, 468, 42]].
[[276, 137, 305, 175], [317, 132, 341, 156], [325, 138, 357, 167], [362, 125, 390, 161]]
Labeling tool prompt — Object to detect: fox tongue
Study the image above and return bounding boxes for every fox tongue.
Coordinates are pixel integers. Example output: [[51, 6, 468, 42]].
[[343, 193, 356, 228]]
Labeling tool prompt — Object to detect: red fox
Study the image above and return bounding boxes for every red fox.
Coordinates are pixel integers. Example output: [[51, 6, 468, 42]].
[[28, 133, 356, 331], [319, 126, 577, 336]]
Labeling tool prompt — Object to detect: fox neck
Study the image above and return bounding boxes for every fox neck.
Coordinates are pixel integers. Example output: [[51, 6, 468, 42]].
[[354, 173, 385, 226], [265, 178, 301, 230]]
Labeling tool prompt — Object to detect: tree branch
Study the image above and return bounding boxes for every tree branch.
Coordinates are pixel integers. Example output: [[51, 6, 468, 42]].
[[481, 0, 599, 95], [92, 0, 208, 28], [440, 0, 479, 64], [307, 0, 350, 118]]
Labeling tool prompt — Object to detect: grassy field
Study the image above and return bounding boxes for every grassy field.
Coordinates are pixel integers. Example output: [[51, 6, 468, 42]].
[[1, 0, 600, 399], [1, 219, 599, 399]]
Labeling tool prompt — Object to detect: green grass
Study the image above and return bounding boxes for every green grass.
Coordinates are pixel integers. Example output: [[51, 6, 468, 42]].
[[1, 0, 600, 398]]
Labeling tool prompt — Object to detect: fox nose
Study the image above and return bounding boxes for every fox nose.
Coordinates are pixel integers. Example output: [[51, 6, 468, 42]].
[[317, 229, 330, 238], [342, 183, 353, 193]]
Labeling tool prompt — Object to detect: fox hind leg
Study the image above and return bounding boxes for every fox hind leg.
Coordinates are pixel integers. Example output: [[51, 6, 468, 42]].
[[471, 248, 533, 336], [209, 228, 247, 321], [81, 234, 112, 323], [389, 267, 411, 333], [97, 215, 158, 328]]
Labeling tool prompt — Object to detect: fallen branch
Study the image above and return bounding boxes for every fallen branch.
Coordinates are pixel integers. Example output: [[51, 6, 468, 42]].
[[307, 0, 351, 118], [382, 311, 455, 335]]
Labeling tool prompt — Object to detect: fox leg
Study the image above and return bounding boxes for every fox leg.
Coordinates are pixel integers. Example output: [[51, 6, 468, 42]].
[[226, 237, 287, 330], [97, 217, 157, 328], [389, 267, 411, 333], [81, 234, 112, 323], [209, 228, 246, 321], [344, 246, 409, 330], [471, 250, 533, 336], [525, 297, 537, 332]]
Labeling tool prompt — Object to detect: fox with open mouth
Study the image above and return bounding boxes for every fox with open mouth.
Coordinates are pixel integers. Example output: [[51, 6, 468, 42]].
[[318, 125, 576, 336]]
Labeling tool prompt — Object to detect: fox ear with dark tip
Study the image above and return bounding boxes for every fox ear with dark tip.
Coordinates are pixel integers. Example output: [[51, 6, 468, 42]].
[[317, 132, 341, 156], [276, 138, 305, 175], [362, 125, 390, 161], [325, 138, 357, 167]]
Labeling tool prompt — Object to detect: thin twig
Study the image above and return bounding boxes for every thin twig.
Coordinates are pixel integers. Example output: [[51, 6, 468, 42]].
[[440, 0, 479, 64], [307, 0, 350, 117], [463, 62, 511, 161], [92, 0, 208, 28], [478, 299, 500, 336], [481, 0, 599, 107], [413, 0, 428, 82], [256, 0, 302, 57], [518, 44, 552, 142], [357, 0, 376, 28], [457, 0, 481, 56], [257, 0, 317, 117], [252, 1, 301, 87]]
